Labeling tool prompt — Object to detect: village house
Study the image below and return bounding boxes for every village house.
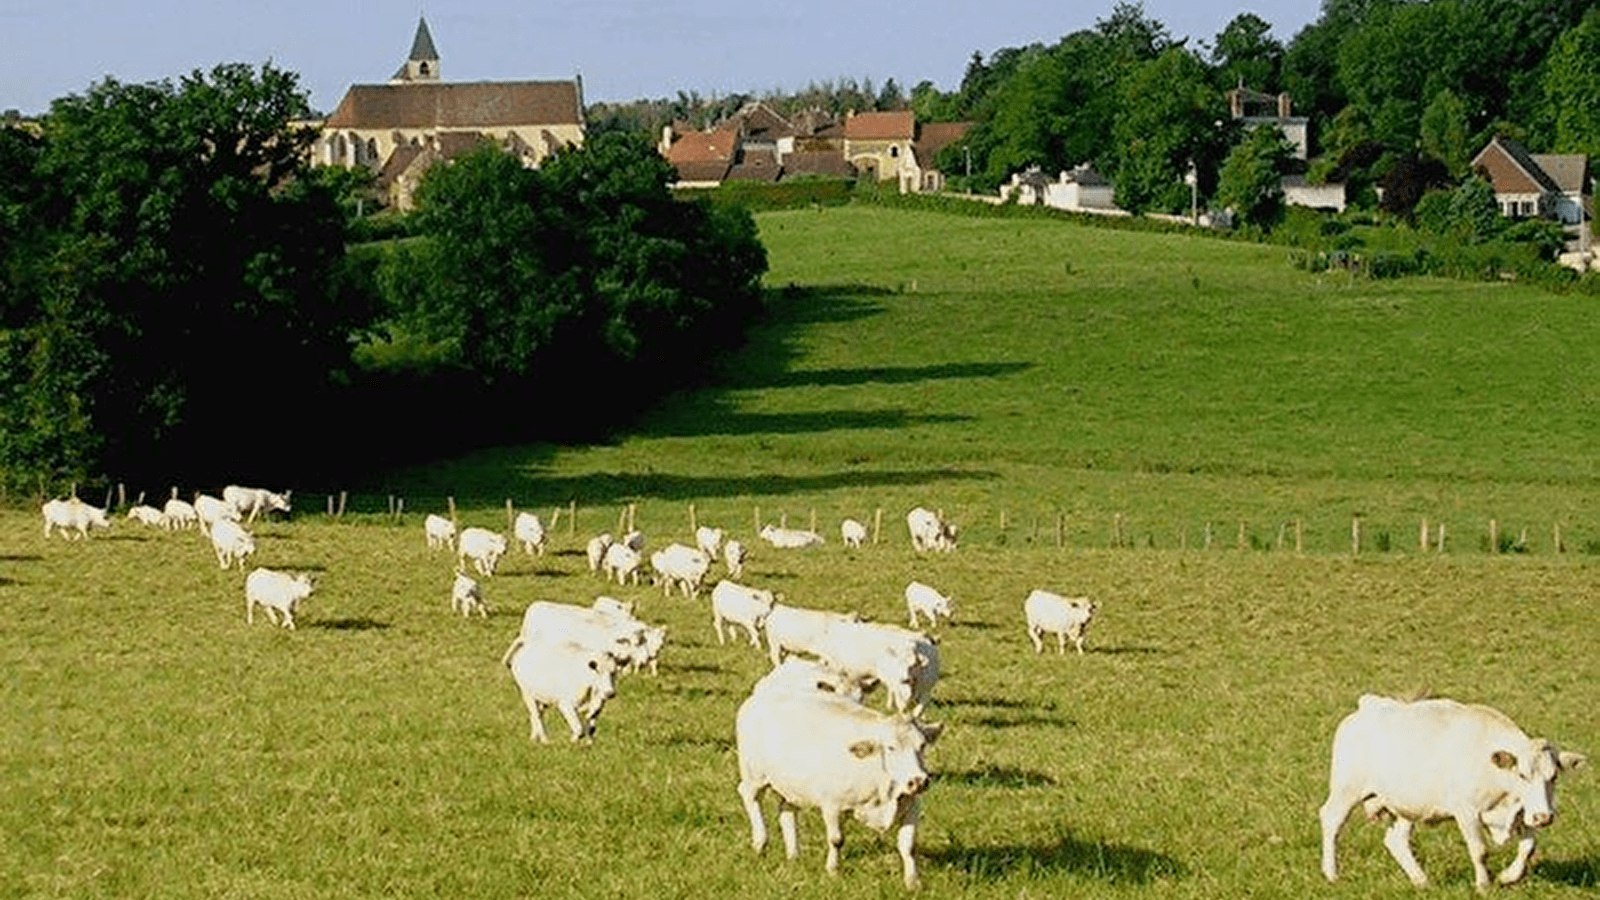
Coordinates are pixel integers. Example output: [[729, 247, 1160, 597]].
[[1471, 134, 1593, 269], [311, 17, 585, 209]]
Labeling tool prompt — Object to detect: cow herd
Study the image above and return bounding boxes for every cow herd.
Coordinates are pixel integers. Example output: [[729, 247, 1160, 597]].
[[34, 492, 1590, 890]]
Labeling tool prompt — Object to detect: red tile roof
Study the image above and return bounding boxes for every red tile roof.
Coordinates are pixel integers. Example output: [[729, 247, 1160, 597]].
[[325, 81, 582, 130], [665, 130, 735, 164], [844, 110, 914, 141]]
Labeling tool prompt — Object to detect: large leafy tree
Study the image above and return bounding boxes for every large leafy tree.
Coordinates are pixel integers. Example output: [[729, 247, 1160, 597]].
[[1538, 9, 1600, 158], [1216, 124, 1297, 230], [0, 64, 363, 489], [1212, 13, 1283, 92], [1111, 46, 1229, 214]]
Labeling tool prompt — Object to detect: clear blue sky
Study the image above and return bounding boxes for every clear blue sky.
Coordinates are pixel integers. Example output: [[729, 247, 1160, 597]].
[[4, 1, 1323, 116]]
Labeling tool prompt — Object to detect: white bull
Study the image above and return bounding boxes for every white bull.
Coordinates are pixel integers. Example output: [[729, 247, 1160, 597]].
[[457, 527, 506, 577], [504, 637, 618, 743], [736, 685, 942, 888], [244, 567, 314, 629], [193, 493, 238, 536], [710, 580, 778, 648], [602, 542, 642, 585], [1320, 693, 1586, 891], [451, 570, 488, 617], [513, 512, 546, 556], [126, 504, 168, 527], [762, 603, 860, 667], [162, 497, 198, 530], [586, 533, 614, 574], [840, 517, 868, 548], [695, 525, 724, 559], [223, 485, 291, 523], [905, 580, 953, 628], [209, 517, 257, 570], [723, 539, 748, 579], [506, 600, 656, 675], [1024, 589, 1096, 654], [424, 513, 456, 550], [759, 523, 824, 549], [906, 506, 957, 553], [651, 543, 711, 598], [41, 498, 111, 539]]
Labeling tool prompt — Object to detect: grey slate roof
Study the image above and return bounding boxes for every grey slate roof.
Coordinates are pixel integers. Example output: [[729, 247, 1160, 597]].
[[409, 17, 439, 61]]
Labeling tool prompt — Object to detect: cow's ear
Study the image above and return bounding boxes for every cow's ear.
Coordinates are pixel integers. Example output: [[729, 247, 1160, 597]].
[[1558, 751, 1588, 773], [849, 740, 880, 759], [1491, 750, 1519, 770], [588, 659, 600, 672], [919, 721, 945, 745]]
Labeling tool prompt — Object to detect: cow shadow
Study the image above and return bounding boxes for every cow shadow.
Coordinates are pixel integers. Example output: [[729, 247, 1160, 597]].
[[0, 554, 43, 562], [1537, 857, 1600, 888], [928, 832, 1186, 884], [940, 765, 1058, 789], [311, 617, 391, 631], [966, 713, 1076, 730]]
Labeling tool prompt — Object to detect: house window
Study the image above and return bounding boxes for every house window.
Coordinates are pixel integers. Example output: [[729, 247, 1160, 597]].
[[1520, 200, 1534, 216]]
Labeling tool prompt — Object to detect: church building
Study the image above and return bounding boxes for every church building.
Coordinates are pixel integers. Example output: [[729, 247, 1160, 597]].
[[313, 17, 586, 209]]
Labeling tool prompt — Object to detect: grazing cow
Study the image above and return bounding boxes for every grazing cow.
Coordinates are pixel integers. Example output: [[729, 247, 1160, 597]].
[[586, 533, 614, 574], [162, 498, 198, 530], [840, 518, 868, 548], [209, 517, 257, 570], [724, 539, 748, 579], [126, 504, 168, 528], [1024, 590, 1096, 654], [602, 542, 643, 586], [591, 596, 635, 618], [906, 507, 957, 553], [759, 523, 825, 549], [503, 637, 618, 743], [1320, 694, 1587, 891], [507, 601, 657, 675], [752, 658, 870, 703], [424, 514, 456, 550], [736, 684, 943, 888], [244, 567, 314, 629], [193, 494, 238, 535], [451, 570, 488, 618], [811, 620, 935, 714], [513, 512, 546, 556], [638, 624, 668, 676], [457, 527, 507, 577], [41, 498, 111, 540], [763, 603, 861, 667], [710, 580, 779, 648], [695, 525, 724, 559], [905, 581, 953, 629], [223, 485, 291, 523], [650, 543, 712, 599], [622, 530, 646, 552]]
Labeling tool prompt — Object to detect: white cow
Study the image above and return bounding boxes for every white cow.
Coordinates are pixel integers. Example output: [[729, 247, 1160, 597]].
[[695, 525, 724, 559], [840, 517, 868, 548], [650, 543, 712, 598], [126, 504, 168, 528], [513, 512, 546, 556], [209, 517, 257, 570], [424, 513, 456, 550], [507, 601, 656, 675], [162, 498, 198, 530], [223, 485, 291, 523], [906, 507, 957, 553], [710, 580, 779, 648], [591, 595, 635, 618], [622, 530, 646, 552], [41, 498, 111, 539], [752, 658, 870, 703], [811, 620, 934, 714], [1320, 694, 1587, 891], [763, 602, 861, 667], [905, 581, 953, 629], [451, 570, 488, 618], [1024, 590, 1096, 654], [457, 527, 507, 577], [193, 493, 238, 535], [724, 539, 748, 579], [602, 542, 643, 585], [503, 637, 619, 743], [735, 685, 942, 888], [244, 567, 314, 629], [586, 533, 614, 574], [759, 523, 825, 549]]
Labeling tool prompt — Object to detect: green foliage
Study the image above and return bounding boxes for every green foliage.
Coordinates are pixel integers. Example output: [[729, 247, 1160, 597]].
[[1210, 12, 1282, 91], [1215, 124, 1296, 230], [1538, 8, 1600, 157], [675, 177, 855, 211], [1418, 88, 1472, 177], [1413, 177, 1502, 242], [1111, 47, 1228, 214], [0, 64, 362, 491]]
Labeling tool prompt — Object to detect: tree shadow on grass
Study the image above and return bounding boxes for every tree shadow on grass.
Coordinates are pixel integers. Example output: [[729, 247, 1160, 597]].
[[512, 467, 998, 506], [749, 361, 1034, 391], [638, 409, 975, 439], [0, 554, 43, 562], [929, 831, 1186, 884]]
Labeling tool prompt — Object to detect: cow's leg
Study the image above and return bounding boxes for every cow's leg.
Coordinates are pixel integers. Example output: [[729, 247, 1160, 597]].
[[556, 702, 586, 742], [746, 624, 761, 648], [1497, 834, 1538, 885], [1381, 818, 1428, 887], [524, 698, 549, 744], [1056, 630, 1067, 654], [1451, 814, 1493, 891], [737, 779, 768, 852], [1027, 626, 1043, 654], [713, 615, 727, 645], [896, 812, 922, 889], [282, 609, 295, 630], [777, 801, 801, 860], [1318, 789, 1358, 881], [820, 804, 844, 873]]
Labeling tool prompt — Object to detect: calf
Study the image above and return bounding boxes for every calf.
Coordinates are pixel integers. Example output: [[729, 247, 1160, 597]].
[[1320, 694, 1586, 890], [162, 498, 198, 530], [1024, 589, 1096, 654], [651, 543, 712, 599], [209, 517, 257, 570], [457, 527, 507, 577], [710, 580, 778, 648], [759, 523, 825, 549], [602, 542, 643, 586], [696, 525, 724, 559], [424, 513, 456, 550], [513, 512, 546, 556], [736, 684, 942, 888], [244, 567, 314, 629], [906, 506, 957, 553], [126, 504, 168, 528], [724, 539, 748, 579], [840, 517, 868, 548], [905, 580, 953, 629], [451, 570, 488, 618], [503, 637, 618, 743], [41, 498, 111, 539]]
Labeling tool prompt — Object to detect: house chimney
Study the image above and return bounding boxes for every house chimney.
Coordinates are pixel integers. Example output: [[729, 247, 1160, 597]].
[[1278, 92, 1292, 119]]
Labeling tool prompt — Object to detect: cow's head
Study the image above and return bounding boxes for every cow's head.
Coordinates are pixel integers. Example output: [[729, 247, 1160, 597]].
[[852, 716, 940, 802], [1490, 741, 1587, 833]]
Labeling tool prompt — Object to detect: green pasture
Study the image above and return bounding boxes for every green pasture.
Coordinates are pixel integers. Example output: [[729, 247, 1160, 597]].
[[4, 205, 1599, 899]]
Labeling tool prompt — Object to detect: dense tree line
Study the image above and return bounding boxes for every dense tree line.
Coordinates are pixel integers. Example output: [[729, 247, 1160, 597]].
[[0, 69, 767, 493]]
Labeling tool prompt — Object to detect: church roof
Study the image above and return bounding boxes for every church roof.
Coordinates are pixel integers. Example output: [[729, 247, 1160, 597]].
[[409, 17, 439, 61], [325, 81, 584, 130]]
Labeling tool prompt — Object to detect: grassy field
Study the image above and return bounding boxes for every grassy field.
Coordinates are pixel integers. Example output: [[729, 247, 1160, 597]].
[[3, 205, 1598, 899]]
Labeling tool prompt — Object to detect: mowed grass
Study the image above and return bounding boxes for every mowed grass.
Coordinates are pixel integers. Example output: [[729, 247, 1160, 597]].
[[4, 205, 1600, 899]]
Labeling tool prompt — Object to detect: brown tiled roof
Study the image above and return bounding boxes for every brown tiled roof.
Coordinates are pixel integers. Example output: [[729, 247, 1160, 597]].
[[671, 160, 732, 183], [1472, 136, 1559, 194], [844, 110, 914, 140], [665, 130, 735, 164], [725, 149, 782, 182], [325, 81, 583, 130], [913, 121, 971, 165]]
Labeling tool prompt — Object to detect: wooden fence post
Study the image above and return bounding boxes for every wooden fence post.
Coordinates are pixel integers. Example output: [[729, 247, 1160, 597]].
[[1203, 522, 1212, 550], [337, 491, 348, 518], [753, 506, 761, 535], [327, 495, 334, 517], [627, 503, 636, 533], [1295, 519, 1303, 554], [1420, 518, 1429, 553], [569, 500, 577, 536], [1489, 518, 1499, 554], [117, 483, 126, 509], [395, 497, 404, 523], [809, 508, 817, 534], [447, 496, 457, 526], [1055, 514, 1064, 549], [873, 508, 883, 545], [1237, 520, 1247, 551], [1351, 516, 1361, 555], [1437, 522, 1446, 553], [1554, 521, 1563, 554], [689, 503, 697, 535]]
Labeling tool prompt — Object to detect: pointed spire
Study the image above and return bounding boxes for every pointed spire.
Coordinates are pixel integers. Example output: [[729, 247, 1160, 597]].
[[409, 16, 439, 63], [392, 15, 440, 83]]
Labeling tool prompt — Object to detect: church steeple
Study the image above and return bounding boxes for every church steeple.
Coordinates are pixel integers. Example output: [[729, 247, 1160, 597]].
[[391, 16, 440, 83]]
